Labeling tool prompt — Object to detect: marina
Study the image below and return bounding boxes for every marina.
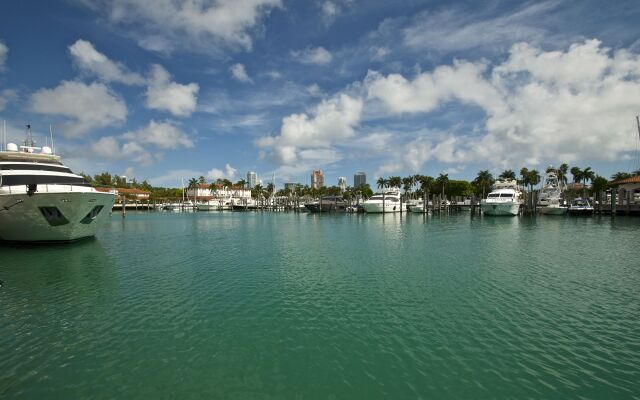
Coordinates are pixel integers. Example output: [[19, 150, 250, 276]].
[[1, 211, 639, 398]]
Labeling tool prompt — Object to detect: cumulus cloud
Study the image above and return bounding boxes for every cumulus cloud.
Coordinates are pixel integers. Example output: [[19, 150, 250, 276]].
[[291, 46, 333, 65], [90, 135, 153, 165], [80, 0, 282, 54], [230, 63, 253, 83], [365, 39, 640, 171], [145, 64, 199, 117], [258, 93, 362, 172], [122, 120, 193, 149], [207, 163, 238, 180], [69, 39, 144, 85], [0, 40, 7, 71], [31, 81, 127, 137], [0, 89, 17, 111]]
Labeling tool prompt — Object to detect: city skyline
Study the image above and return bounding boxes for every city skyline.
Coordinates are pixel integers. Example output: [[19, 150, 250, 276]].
[[1, 1, 640, 188]]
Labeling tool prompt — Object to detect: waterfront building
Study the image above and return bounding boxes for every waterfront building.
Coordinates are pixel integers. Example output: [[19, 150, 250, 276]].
[[186, 184, 252, 199], [247, 171, 258, 188], [311, 169, 324, 189], [354, 172, 366, 188], [338, 177, 347, 192]]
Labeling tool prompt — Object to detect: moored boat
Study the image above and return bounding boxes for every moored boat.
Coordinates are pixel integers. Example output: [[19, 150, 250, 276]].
[[362, 189, 401, 213], [568, 198, 594, 215], [480, 180, 523, 216], [0, 125, 116, 242], [304, 196, 347, 212]]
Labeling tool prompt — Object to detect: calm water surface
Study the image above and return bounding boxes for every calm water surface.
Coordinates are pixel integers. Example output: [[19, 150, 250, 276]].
[[1, 212, 639, 399]]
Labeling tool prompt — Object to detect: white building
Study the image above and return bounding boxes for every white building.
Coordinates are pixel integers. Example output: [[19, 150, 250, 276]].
[[185, 184, 252, 199], [247, 171, 258, 188], [338, 177, 347, 192]]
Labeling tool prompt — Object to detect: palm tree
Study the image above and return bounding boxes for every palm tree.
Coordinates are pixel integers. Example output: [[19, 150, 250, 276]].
[[528, 169, 541, 190], [570, 167, 582, 184], [499, 170, 516, 180], [436, 173, 449, 199], [236, 178, 247, 188], [208, 181, 219, 197], [376, 177, 386, 190], [388, 176, 402, 190], [188, 177, 199, 202], [402, 176, 414, 200], [582, 167, 595, 198], [557, 163, 569, 187], [519, 167, 531, 189], [198, 175, 206, 185], [611, 171, 632, 182], [473, 170, 494, 199]]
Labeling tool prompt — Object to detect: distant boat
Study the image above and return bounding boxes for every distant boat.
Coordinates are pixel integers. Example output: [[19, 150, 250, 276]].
[[480, 180, 523, 216], [362, 189, 401, 213], [0, 125, 116, 242], [304, 196, 347, 212], [538, 170, 567, 215], [568, 198, 594, 215]]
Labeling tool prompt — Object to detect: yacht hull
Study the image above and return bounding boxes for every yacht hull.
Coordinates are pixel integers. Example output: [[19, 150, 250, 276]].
[[362, 202, 401, 213], [481, 202, 520, 216], [0, 192, 116, 242], [540, 205, 568, 215]]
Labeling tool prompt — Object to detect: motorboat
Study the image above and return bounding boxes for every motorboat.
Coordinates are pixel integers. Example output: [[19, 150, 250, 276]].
[[362, 189, 402, 213], [538, 170, 567, 215], [480, 180, 523, 216], [304, 195, 347, 212], [0, 125, 116, 242], [568, 198, 594, 215], [409, 199, 428, 213]]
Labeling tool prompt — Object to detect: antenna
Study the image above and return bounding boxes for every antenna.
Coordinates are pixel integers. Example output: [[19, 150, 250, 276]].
[[49, 124, 55, 154], [2, 120, 5, 151], [25, 124, 34, 147]]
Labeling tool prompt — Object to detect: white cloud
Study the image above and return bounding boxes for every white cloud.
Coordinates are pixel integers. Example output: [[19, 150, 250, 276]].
[[122, 120, 193, 149], [321, 1, 339, 18], [207, 163, 237, 180], [364, 39, 640, 171], [148, 168, 205, 187], [291, 46, 333, 65], [82, 0, 282, 53], [31, 81, 127, 137], [230, 63, 253, 83], [403, 1, 558, 52], [90, 135, 153, 165], [69, 39, 144, 85], [0, 89, 17, 111], [0, 40, 7, 71], [145, 64, 199, 117]]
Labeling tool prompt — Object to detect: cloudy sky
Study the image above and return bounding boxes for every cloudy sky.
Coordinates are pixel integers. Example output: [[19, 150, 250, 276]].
[[1, 0, 639, 187]]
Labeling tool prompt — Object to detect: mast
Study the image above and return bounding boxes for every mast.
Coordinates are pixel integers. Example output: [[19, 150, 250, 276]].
[[25, 124, 34, 147]]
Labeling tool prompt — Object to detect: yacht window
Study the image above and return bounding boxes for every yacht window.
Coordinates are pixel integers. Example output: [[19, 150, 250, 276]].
[[488, 194, 500, 198], [0, 175, 91, 187], [499, 193, 514, 198], [0, 164, 72, 173]]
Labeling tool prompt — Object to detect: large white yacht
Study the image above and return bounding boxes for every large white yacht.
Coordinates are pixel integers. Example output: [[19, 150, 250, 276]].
[[480, 180, 523, 216], [537, 170, 567, 215], [362, 189, 402, 213], [0, 126, 116, 242]]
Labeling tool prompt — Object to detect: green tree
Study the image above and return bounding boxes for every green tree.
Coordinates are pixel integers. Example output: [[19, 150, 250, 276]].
[[582, 167, 595, 198], [473, 170, 494, 198], [558, 163, 569, 186], [519, 167, 530, 188], [94, 171, 113, 186], [436, 173, 449, 199], [528, 169, 541, 190], [498, 170, 516, 180], [388, 176, 402, 190], [376, 177, 387, 190], [570, 166, 582, 184], [611, 171, 632, 181]]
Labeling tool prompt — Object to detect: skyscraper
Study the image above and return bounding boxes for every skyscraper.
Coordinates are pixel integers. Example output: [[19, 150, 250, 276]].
[[311, 169, 324, 189], [338, 177, 347, 192], [247, 171, 257, 188], [354, 172, 366, 188]]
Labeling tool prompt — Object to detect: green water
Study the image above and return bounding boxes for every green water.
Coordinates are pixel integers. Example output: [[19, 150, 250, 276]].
[[1, 212, 639, 399]]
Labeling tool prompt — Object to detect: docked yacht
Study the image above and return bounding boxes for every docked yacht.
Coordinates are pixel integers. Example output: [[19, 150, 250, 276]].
[[538, 170, 567, 215], [480, 180, 523, 216], [304, 195, 347, 213], [0, 126, 116, 242], [568, 198, 594, 215], [362, 189, 402, 213]]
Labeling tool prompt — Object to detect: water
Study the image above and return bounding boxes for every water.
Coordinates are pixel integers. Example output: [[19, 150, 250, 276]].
[[1, 212, 639, 399]]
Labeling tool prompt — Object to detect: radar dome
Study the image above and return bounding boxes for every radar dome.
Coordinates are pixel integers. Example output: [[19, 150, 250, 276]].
[[6, 143, 18, 151], [41, 146, 52, 154]]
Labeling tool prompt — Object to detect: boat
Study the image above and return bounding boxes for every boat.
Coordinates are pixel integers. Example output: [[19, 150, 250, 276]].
[[568, 198, 594, 215], [304, 195, 347, 212], [480, 180, 523, 216], [409, 199, 428, 213], [0, 125, 116, 242], [362, 189, 402, 213], [232, 197, 258, 211], [538, 170, 567, 215]]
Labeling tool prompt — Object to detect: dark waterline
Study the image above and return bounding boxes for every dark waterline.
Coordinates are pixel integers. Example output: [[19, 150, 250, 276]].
[[1, 212, 639, 398]]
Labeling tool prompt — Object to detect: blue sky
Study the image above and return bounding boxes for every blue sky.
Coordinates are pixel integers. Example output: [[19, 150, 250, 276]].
[[1, 0, 640, 188]]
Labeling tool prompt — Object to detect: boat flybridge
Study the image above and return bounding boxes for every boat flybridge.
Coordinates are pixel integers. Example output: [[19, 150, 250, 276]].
[[480, 179, 524, 216], [538, 170, 567, 215], [362, 188, 401, 213], [0, 125, 116, 242]]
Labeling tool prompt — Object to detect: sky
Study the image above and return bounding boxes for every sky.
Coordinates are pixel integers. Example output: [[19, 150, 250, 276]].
[[1, 0, 640, 188]]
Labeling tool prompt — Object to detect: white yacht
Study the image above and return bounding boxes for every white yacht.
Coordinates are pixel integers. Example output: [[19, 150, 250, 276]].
[[480, 180, 523, 216], [538, 170, 567, 215], [0, 126, 116, 242], [568, 198, 594, 215], [362, 189, 402, 213]]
